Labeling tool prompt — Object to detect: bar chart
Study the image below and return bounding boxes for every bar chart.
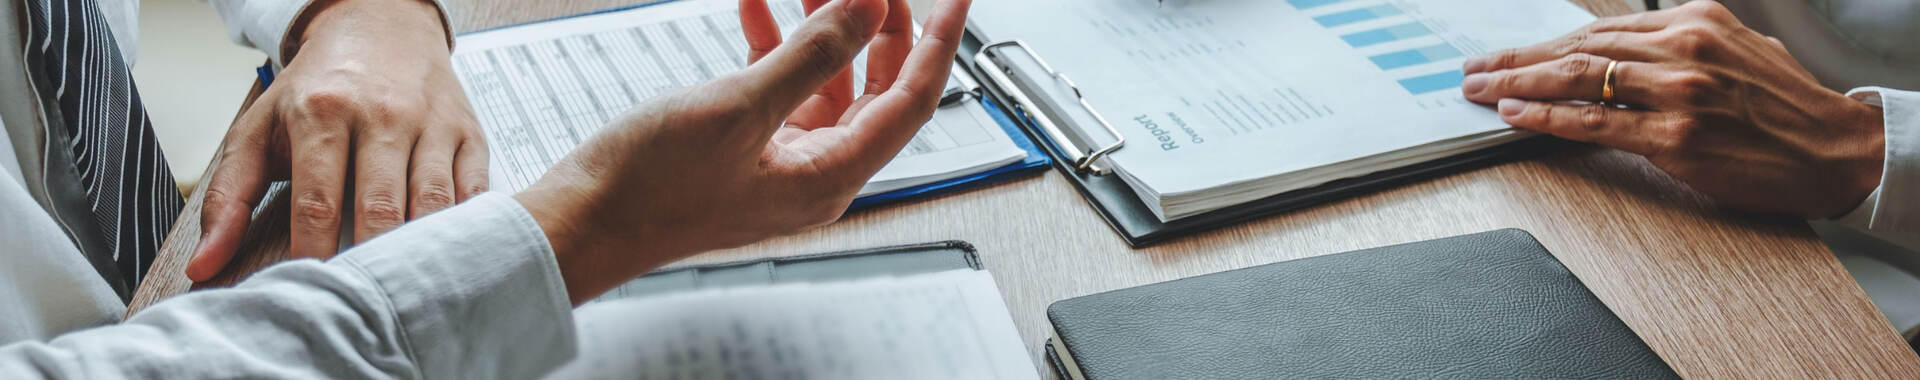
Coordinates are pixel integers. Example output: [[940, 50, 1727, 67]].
[[1312, 4, 1404, 27], [1286, 0, 1350, 9], [1291, 0, 1468, 95], [1397, 70, 1465, 94], [1339, 22, 1432, 48], [1369, 44, 1463, 70]]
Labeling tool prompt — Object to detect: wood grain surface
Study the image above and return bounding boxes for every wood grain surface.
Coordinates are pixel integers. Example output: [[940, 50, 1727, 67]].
[[131, 0, 1920, 377]]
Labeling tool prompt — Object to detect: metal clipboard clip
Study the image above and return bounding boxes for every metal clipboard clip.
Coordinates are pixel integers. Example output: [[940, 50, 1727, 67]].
[[973, 40, 1125, 175]]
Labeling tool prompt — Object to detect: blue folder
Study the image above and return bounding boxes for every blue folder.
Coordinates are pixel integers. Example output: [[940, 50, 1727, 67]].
[[847, 98, 1050, 210]]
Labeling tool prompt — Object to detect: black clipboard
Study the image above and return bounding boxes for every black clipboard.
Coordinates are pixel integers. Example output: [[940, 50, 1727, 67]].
[[953, 32, 1561, 248]]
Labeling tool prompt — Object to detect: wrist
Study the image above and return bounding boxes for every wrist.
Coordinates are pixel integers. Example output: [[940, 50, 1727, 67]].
[[514, 182, 682, 305], [515, 186, 608, 305], [1826, 100, 1887, 218], [287, 0, 450, 63]]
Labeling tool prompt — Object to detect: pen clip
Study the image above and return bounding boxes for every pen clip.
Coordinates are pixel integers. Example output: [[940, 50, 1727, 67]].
[[939, 62, 982, 107]]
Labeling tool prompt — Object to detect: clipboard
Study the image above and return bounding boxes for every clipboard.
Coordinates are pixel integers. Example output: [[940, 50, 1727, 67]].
[[592, 241, 983, 302], [954, 33, 1562, 248]]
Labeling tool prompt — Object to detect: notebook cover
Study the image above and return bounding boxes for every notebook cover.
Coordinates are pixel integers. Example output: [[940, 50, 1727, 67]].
[[592, 240, 982, 302], [1045, 229, 1678, 379], [956, 31, 1567, 248], [1043, 338, 1072, 380]]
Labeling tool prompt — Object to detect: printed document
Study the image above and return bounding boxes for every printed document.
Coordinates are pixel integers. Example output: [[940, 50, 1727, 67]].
[[970, 0, 1595, 220], [450, 0, 1025, 195], [545, 269, 1040, 379]]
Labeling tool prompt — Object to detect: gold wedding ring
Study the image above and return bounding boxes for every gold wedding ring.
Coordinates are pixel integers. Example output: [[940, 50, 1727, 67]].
[[1601, 60, 1619, 105]]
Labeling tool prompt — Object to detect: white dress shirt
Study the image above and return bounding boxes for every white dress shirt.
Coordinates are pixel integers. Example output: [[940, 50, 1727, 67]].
[[0, 193, 579, 379], [1839, 88, 1920, 250], [2, 0, 577, 378]]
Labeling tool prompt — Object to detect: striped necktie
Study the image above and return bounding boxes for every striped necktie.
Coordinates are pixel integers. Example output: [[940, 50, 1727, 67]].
[[19, 0, 184, 301]]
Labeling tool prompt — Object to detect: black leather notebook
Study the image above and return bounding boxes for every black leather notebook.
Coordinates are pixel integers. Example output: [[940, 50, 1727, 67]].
[[1044, 229, 1678, 379], [955, 33, 1567, 248]]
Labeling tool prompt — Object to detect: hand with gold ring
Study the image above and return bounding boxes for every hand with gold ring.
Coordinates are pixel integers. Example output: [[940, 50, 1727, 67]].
[[1457, 1, 1886, 219]]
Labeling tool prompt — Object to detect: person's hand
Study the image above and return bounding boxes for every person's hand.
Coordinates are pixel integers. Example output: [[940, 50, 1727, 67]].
[[1460, 1, 1885, 219], [188, 0, 487, 281], [514, 0, 969, 303]]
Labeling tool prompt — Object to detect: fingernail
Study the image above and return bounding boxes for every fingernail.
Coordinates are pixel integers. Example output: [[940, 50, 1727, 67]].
[[1463, 57, 1487, 73], [1498, 98, 1527, 117], [1461, 74, 1489, 96], [184, 259, 207, 282]]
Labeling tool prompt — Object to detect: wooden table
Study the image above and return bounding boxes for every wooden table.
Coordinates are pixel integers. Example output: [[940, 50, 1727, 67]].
[[133, 0, 1920, 377]]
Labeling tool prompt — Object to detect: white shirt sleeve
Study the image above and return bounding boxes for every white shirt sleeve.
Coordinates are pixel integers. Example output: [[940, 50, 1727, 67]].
[[1837, 87, 1920, 250], [0, 193, 578, 379], [206, 0, 455, 68]]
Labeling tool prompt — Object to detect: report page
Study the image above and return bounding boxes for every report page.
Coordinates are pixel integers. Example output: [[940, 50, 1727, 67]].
[[969, 0, 1594, 206]]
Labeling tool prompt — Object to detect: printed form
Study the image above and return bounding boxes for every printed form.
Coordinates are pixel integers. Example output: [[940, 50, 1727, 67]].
[[450, 0, 1025, 195], [546, 269, 1039, 379]]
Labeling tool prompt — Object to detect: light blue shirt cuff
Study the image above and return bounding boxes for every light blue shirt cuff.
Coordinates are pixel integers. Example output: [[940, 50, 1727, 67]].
[[337, 192, 577, 379]]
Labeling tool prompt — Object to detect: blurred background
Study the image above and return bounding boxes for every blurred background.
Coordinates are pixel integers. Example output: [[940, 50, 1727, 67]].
[[133, 0, 262, 193]]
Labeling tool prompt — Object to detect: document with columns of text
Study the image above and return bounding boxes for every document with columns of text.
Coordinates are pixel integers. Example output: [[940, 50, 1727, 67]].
[[450, 0, 1025, 196]]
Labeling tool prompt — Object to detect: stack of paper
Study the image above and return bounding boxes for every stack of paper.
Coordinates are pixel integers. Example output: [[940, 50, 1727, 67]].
[[969, 0, 1594, 221], [545, 269, 1039, 379]]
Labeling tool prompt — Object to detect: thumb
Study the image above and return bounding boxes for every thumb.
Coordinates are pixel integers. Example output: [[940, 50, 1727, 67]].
[[187, 111, 276, 282], [736, 0, 887, 115]]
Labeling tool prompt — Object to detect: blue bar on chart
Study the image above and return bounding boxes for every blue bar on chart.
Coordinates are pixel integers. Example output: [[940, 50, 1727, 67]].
[[1369, 44, 1464, 70], [1398, 70, 1465, 94], [1341, 22, 1432, 47], [1287, 0, 1347, 10], [1313, 4, 1404, 27]]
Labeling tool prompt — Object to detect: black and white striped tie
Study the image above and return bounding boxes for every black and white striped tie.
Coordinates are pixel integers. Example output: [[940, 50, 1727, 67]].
[[20, 0, 184, 301]]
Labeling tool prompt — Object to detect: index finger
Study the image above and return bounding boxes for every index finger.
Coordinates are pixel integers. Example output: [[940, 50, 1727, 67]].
[[1464, 3, 1717, 75], [873, 0, 969, 119], [188, 107, 276, 282], [739, 0, 781, 64], [789, 0, 858, 128], [735, 0, 887, 118], [1463, 31, 1666, 74], [822, 0, 970, 175], [861, 0, 914, 94]]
